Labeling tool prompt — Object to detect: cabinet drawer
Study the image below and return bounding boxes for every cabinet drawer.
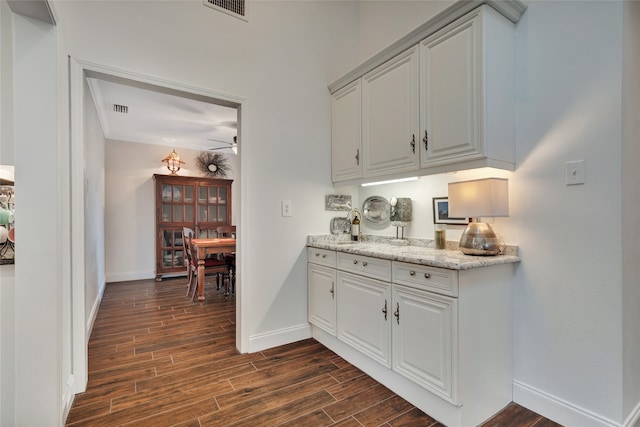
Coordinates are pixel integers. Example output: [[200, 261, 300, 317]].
[[307, 247, 337, 268], [392, 261, 458, 297], [337, 252, 391, 281]]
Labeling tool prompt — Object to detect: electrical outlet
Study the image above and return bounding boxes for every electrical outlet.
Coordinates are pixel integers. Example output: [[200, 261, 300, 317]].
[[282, 200, 292, 217], [565, 160, 585, 185]]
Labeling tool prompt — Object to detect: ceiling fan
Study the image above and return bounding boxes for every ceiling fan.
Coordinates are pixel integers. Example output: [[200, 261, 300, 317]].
[[207, 136, 237, 151]]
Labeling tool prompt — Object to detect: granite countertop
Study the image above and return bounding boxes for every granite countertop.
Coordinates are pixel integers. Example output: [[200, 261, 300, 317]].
[[307, 235, 520, 270]]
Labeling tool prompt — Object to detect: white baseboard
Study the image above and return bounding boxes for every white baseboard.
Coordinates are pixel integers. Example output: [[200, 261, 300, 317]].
[[624, 401, 640, 427], [105, 270, 155, 283], [247, 323, 311, 353], [61, 374, 75, 425], [513, 380, 621, 427], [85, 279, 105, 341]]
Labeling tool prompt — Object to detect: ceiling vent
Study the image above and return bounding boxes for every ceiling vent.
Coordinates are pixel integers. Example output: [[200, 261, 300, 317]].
[[113, 104, 129, 114], [204, 0, 247, 21]]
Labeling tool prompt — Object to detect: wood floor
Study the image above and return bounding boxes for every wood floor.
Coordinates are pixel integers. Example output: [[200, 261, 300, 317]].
[[66, 277, 561, 427]]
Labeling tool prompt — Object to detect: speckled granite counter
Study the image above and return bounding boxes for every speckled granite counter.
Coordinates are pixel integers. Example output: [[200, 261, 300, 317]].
[[307, 235, 520, 270]]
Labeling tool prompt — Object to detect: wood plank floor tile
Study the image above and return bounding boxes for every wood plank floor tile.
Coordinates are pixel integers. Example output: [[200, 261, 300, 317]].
[[325, 374, 379, 401], [65, 277, 561, 427], [275, 408, 335, 426], [322, 383, 396, 422], [481, 402, 544, 426], [353, 395, 415, 426], [387, 407, 438, 426], [223, 390, 336, 427]]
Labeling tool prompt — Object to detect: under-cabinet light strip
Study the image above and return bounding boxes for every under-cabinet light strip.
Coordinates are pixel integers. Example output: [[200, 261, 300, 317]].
[[361, 177, 419, 187]]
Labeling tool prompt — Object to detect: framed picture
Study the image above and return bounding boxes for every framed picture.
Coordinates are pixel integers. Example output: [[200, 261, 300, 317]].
[[432, 197, 469, 225]]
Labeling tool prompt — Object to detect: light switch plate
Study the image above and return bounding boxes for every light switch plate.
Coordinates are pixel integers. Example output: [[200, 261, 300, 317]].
[[282, 200, 292, 217], [565, 160, 585, 185]]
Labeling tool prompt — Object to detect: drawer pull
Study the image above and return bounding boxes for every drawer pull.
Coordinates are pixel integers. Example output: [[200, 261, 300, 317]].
[[409, 270, 416, 276], [362, 261, 368, 267], [424, 273, 431, 279], [353, 260, 358, 265], [322, 254, 327, 258], [315, 253, 320, 257]]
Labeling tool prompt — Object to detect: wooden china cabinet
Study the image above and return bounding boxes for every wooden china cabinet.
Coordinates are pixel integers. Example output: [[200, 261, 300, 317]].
[[153, 174, 233, 281]]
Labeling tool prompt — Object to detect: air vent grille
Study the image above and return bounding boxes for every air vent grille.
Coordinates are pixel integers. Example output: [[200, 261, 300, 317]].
[[204, 0, 247, 21], [113, 104, 129, 114]]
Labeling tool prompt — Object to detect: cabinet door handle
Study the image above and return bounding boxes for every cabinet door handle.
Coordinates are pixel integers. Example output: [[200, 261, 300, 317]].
[[409, 270, 416, 276], [410, 134, 416, 154], [330, 282, 335, 299], [394, 303, 400, 324], [382, 299, 388, 320], [362, 261, 368, 267], [424, 273, 431, 279], [355, 148, 360, 165], [423, 130, 428, 151]]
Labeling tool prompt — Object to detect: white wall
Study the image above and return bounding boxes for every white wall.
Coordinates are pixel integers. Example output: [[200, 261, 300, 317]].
[[347, 1, 634, 426], [621, 0, 640, 423], [510, 3, 624, 424], [12, 12, 63, 425], [104, 140, 240, 282], [54, 0, 359, 353], [83, 77, 106, 329], [0, 2, 13, 425]]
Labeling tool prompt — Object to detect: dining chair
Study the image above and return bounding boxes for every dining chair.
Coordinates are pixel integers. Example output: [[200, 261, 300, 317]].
[[216, 225, 236, 296], [182, 227, 228, 301]]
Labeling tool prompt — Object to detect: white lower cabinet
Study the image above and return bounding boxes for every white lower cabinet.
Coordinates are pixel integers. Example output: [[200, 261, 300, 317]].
[[307, 247, 337, 336], [392, 284, 457, 403], [308, 247, 513, 427], [337, 271, 391, 368]]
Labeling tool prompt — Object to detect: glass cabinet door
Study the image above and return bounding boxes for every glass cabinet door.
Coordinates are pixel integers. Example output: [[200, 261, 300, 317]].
[[161, 229, 185, 268], [161, 183, 195, 223], [197, 183, 230, 226]]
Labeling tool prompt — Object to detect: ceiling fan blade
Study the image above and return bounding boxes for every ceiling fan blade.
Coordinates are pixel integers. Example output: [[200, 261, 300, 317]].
[[206, 136, 237, 145]]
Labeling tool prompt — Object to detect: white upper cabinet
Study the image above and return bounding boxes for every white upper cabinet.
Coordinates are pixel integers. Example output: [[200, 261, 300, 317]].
[[420, 5, 515, 171], [331, 80, 362, 182], [362, 46, 420, 178], [329, 3, 519, 183]]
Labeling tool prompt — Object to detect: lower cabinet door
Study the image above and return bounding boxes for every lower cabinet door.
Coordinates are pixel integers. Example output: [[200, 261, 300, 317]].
[[308, 263, 337, 335], [392, 284, 458, 403], [337, 271, 391, 368]]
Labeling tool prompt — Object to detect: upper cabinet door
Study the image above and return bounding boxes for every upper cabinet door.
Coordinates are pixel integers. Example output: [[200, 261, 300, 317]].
[[420, 11, 480, 167], [362, 46, 420, 178], [331, 80, 362, 182], [420, 6, 515, 170]]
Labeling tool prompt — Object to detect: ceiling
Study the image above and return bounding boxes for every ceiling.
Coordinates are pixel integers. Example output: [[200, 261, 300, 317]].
[[87, 77, 238, 154]]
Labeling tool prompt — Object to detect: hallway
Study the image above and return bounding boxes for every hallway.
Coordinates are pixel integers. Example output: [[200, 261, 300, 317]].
[[65, 277, 558, 426]]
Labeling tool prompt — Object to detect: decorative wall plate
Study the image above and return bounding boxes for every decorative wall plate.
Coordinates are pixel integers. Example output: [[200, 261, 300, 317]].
[[362, 196, 390, 225]]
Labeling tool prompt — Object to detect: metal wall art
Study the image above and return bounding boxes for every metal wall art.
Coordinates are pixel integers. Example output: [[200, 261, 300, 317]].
[[196, 151, 231, 178], [325, 194, 352, 211]]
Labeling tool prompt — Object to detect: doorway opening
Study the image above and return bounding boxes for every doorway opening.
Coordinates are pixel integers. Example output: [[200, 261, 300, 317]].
[[69, 59, 246, 395]]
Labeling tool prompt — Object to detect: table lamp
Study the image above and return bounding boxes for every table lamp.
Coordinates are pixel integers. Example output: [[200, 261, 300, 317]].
[[448, 178, 508, 256]]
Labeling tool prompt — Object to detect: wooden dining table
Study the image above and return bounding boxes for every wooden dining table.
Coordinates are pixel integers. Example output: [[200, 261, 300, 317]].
[[190, 237, 236, 302]]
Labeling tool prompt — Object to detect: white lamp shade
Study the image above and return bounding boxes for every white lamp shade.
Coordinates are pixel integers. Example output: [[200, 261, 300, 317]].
[[448, 178, 509, 218]]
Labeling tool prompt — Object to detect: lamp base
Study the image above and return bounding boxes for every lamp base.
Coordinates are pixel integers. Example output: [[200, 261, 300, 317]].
[[458, 222, 502, 256]]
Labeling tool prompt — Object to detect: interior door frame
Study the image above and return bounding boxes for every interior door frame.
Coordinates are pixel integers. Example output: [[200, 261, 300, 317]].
[[69, 57, 248, 393]]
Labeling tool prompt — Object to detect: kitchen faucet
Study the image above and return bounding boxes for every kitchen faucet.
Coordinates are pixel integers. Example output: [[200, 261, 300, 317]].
[[345, 207, 361, 222]]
